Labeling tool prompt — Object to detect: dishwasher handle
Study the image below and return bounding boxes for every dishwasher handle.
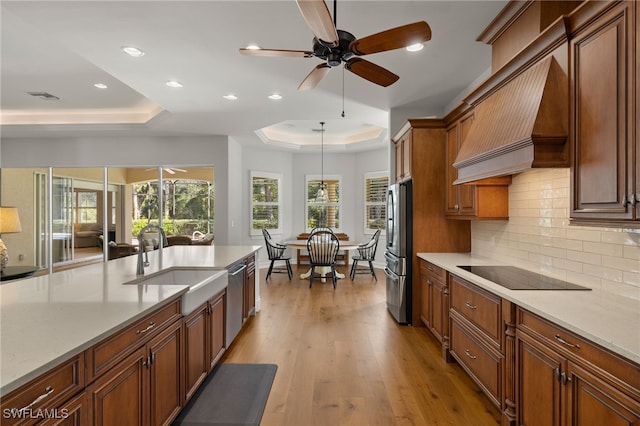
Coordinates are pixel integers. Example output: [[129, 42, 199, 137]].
[[228, 264, 247, 276]]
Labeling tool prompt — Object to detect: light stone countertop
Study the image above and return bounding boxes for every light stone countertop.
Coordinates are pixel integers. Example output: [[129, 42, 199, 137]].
[[417, 252, 640, 365], [0, 245, 261, 395]]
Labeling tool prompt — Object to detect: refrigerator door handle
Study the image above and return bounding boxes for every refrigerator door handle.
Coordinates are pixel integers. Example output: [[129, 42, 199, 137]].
[[384, 267, 399, 280]]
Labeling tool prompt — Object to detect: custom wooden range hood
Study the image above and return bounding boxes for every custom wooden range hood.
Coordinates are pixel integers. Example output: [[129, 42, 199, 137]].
[[453, 55, 568, 184]]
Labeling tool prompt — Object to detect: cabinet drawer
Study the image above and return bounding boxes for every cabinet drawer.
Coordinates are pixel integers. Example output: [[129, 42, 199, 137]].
[[424, 261, 446, 283], [87, 300, 181, 381], [450, 318, 502, 407], [450, 275, 501, 345], [1, 355, 84, 426], [517, 308, 640, 390]]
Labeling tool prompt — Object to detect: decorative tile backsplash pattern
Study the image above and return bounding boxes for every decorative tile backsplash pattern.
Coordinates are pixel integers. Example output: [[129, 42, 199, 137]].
[[472, 169, 640, 297]]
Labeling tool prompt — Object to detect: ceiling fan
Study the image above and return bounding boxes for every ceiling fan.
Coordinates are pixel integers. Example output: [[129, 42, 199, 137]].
[[239, 0, 431, 91], [145, 167, 187, 175]]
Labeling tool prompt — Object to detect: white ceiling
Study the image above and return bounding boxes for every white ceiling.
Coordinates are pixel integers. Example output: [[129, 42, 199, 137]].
[[0, 1, 507, 152]]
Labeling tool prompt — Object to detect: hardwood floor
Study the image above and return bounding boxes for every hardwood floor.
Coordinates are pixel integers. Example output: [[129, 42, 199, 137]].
[[222, 264, 501, 426]]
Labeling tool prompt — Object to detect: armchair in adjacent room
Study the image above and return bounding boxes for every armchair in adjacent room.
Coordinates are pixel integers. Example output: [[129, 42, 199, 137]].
[[262, 229, 292, 280], [350, 229, 381, 280]]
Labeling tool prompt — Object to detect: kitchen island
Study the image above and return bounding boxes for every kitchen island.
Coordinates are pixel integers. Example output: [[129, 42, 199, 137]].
[[0, 245, 260, 397]]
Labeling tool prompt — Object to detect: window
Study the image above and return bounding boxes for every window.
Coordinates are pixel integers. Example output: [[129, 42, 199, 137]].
[[306, 175, 341, 230], [250, 171, 281, 235], [75, 190, 98, 223], [364, 172, 388, 233]]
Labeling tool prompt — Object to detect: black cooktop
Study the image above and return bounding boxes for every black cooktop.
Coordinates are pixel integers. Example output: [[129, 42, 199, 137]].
[[457, 265, 591, 291]]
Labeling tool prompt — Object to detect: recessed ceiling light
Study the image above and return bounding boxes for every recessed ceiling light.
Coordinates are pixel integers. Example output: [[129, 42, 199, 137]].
[[121, 46, 145, 57], [268, 93, 282, 100], [94, 83, 108, 89], [166, 80, 183, 88], [245, 44, 260, 50], [223, 94, 238, 100], [406, 43, 424, 52]]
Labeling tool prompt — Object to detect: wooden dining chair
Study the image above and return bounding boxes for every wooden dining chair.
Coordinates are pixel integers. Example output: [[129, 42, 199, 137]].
[[306, 228, 340, 288], [262, 229, 292, 280], [350, 229, 381, 280]]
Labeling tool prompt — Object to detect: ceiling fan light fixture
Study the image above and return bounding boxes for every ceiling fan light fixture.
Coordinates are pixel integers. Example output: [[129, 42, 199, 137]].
[[121, 46, 145, 57], [268, 93, 282, 100], [406, 43, 424, 52]]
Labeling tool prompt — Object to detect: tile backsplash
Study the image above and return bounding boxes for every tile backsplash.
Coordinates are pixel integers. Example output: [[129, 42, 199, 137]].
[[471, 168, 640, 298]]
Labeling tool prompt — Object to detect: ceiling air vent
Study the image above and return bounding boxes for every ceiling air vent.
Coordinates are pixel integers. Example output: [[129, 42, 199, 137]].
[[27, 92, 60, 101]]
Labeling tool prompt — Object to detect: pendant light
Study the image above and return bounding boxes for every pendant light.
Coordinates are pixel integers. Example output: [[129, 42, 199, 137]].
[[316, 121, 329, 203]]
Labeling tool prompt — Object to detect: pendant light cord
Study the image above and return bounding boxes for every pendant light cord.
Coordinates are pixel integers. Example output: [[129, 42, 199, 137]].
[[320, 121, 325, 186]]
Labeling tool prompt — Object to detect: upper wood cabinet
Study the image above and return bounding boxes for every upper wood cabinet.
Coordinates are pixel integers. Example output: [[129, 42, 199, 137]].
[[391, 119, 471, 325], [444, 109, 511, 220], [446, 111, 477, 216], [570, 0, 639, 227], [393, 129, 412, 182]]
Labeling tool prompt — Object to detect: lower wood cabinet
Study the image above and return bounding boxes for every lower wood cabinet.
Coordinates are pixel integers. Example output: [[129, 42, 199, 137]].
[[0, 355, 85, 426], [448, 274, 510, 416], [419, 260, 449, 357], [87, 318, 183, 426], [516, 308, 640, 426], [184, 290, 226, 402]]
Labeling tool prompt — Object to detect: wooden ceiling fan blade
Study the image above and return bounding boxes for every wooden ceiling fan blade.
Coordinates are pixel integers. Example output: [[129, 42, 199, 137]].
[[297, 64, 332, 91], [296, 0, 339, 47], [345, 58, 399, 87], [239, 48, 314, 58], [349, 21, 432, 56]]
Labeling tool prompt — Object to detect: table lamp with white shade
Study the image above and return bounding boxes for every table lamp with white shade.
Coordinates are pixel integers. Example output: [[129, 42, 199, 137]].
[[0, 206, 23, 272]]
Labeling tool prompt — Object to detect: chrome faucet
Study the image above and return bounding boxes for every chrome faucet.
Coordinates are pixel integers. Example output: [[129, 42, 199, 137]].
[[136, 224, 167, 275]]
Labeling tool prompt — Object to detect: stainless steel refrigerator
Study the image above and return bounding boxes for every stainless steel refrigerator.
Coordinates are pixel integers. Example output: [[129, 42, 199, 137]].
[[384, 180, 412, 324]]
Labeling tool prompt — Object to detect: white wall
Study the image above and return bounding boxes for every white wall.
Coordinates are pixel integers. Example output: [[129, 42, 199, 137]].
[[241, 146, 389, 268], [472, 168, 640, 299]]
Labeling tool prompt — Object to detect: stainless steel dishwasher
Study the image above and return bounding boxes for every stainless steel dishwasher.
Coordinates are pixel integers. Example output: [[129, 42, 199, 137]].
[[225, 261, 246, 347]]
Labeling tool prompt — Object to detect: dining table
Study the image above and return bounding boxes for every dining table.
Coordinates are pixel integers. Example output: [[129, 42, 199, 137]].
[[285, 240, 362, 280]]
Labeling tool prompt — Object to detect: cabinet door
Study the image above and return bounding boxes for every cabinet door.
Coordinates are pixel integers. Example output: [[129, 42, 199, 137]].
[[38, 391, 88, 426], [419, 264, 431, 328], [88, 347, 148, 426], [516, 333, 564, 426], [571, 2, 635, 221], [184, 304, 208, 401], [429, 279, 445, 343], [147, 320, 182, 426], [457, 113, 476, 215], [394, 140, 404, 182], [208, 292, 226, 370], [566, 361, 640, 426], [402, 132, 412, 179], [445, 125, 460, 215]]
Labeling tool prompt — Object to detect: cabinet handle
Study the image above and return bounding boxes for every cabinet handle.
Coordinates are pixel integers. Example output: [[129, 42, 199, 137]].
[[554, 334, 580, 349], [454, 204, 459, 211], [150, 352, 156, 365], [555, 368, 561, 381], [464, 302, 477, 310], [20, 386, 54, 410], [427, 279, 432, 287], [464, 349, 477, 360], [623, 194, 636, 206], [561, 372, 572, 385], [136, 322, 156, 334]]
